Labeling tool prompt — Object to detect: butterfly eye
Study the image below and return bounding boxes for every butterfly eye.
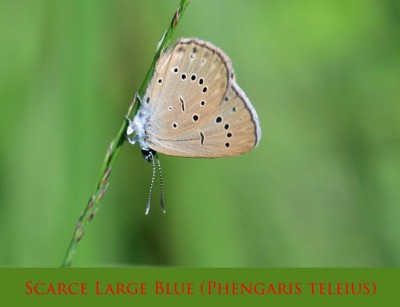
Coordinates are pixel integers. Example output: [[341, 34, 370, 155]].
[[192, 114, 199, 122], [198, 78, 204, 85], [215, 116, 222, 123], [225, 143, 230, 148], [224, 124, 229, 130], [191, 74, 196, 81], [172, 67, 179, 74], [200, 100, 205, 106], [157, 78, 163, 84], [202, 87, 208, 93], [172, 122, 178, 129], [227, 133, 232, 138]]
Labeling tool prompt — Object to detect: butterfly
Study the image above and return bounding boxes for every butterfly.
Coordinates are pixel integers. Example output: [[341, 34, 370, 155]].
[[126, 38, 261, 213]]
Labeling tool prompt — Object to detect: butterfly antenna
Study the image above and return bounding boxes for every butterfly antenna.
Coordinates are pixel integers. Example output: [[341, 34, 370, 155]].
[[155, 153, 166, 213], [145, 151, 156, 215]]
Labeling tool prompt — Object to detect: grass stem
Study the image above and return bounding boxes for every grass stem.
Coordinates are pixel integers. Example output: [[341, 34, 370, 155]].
[[61, 0, 191, 267]]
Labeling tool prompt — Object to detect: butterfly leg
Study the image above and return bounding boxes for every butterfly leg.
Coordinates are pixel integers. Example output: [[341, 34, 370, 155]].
[[126, 93, 144, 144], [125, 115, 137, 145], [126, 92, 142, 117]]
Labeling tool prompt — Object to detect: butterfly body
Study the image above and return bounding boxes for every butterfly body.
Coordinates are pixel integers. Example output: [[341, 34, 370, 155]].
[[127, 38, 261, 158]]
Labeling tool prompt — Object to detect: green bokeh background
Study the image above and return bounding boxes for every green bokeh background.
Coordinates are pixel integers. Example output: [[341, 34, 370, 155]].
[[1, 0, 399, 267]]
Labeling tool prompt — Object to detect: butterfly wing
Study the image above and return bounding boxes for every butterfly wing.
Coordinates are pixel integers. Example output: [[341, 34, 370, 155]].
[[142, 38, 261, 158]]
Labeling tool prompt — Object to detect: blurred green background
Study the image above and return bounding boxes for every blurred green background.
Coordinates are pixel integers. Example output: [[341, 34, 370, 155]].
[[1, 0, 399, 267]]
